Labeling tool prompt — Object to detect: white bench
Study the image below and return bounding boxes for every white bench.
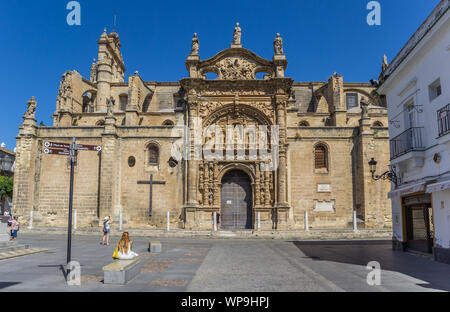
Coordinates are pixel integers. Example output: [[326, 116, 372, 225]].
[[102, 258, 141, 285]]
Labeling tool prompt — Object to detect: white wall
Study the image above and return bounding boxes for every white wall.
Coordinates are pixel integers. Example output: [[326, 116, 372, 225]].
[[380, 9, 450, 246], [433, 189, 450, 248]]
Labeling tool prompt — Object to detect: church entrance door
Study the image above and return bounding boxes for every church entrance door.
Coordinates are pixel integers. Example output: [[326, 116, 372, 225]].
[[220, 170, 253, 230]]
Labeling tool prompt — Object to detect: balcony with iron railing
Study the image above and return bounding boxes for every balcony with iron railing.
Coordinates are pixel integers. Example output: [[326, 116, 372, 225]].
[[390, 127, 425, 160], [437, 103, 450, 137]]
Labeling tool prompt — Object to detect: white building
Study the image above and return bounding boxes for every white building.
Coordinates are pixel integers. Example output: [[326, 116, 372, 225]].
[[378, 0, 450, 264]]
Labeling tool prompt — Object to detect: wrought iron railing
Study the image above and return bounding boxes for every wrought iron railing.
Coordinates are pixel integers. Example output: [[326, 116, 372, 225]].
[[390, 127, 424, 160], [437, 104, 450, 137]]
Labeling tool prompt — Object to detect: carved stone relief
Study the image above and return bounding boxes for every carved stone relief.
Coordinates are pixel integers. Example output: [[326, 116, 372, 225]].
[[216, 57, 257, 80]]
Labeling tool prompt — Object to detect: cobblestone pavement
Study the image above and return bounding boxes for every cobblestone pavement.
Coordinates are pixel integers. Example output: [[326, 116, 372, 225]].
[[0, 234, 449, 292]]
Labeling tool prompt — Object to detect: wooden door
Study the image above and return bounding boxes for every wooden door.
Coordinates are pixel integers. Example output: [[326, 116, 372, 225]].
[[220, 170, 253, 230]]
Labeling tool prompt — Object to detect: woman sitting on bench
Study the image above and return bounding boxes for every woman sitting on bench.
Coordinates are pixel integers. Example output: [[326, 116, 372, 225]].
[[115, 232, 139, 260]]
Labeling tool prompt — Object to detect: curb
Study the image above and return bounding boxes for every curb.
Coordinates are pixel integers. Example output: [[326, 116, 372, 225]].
[[19, 227, 393, 240]]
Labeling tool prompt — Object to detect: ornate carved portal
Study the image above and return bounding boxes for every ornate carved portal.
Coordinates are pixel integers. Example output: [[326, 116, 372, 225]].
[[199, 161, 274, 210], [182, 44, 292, 229], [195, 104, 276, 228]]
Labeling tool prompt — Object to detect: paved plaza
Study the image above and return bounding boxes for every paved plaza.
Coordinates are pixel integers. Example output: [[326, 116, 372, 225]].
[[0, 234, 449, 292]]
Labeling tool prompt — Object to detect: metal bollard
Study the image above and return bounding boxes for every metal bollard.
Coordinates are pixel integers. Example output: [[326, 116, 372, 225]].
[[257, 212, 261, 231], [305, 211, 309, 231], [28, 210, 34, 229], [166, 211, 170, 232]]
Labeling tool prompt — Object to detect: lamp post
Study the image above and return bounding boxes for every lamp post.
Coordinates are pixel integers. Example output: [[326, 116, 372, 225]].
[[368, 158, 398, 186]]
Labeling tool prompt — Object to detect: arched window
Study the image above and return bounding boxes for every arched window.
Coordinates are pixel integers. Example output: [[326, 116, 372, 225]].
[[372, 121, 384, 127], [163, 120, 174, 126], [299, 121, 310, 127], [147, 144, 159, 166], [119, 94, 128, 111], [314, 144, 328, 170]]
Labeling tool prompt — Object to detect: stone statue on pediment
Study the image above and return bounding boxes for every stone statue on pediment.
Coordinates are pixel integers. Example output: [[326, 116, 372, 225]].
[[191, 33, 199, 55], [25, 97, 36, 119], [360, 98, 369, 117], [274, 33, 283, 55], [106, 96, 115, 117], [382, 54, 389, 72], [233, 23, 241, 45]]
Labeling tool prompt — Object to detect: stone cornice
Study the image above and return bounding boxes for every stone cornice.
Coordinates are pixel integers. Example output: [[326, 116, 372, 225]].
[[180, 77, 293, 94]]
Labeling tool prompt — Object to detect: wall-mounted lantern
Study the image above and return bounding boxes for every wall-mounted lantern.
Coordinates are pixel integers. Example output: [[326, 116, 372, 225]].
[[368, 158, 398, 186]]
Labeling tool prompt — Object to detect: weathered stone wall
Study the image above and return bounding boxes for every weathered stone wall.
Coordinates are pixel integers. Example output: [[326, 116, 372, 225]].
[[288, 132, 355, 228]]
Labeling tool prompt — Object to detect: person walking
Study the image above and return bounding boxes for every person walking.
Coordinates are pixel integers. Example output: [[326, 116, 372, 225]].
[[10, 216, 19, 241], [101, 216, 112, 246]]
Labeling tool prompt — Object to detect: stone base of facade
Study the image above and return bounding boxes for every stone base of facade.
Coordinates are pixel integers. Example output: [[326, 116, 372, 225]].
[[433, 247, 450, 265]]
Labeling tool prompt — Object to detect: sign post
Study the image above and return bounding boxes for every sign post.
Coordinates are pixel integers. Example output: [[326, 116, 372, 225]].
[[67, 138, 76, 271], [42, 138, 102, 276]]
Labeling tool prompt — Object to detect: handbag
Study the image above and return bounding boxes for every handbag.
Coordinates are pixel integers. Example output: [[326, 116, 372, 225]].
[[112, 246, 119, 259]]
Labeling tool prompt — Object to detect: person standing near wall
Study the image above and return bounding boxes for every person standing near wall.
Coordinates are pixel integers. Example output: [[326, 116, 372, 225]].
[[101, 216, 112, 246], [10, 216, 19, 241]]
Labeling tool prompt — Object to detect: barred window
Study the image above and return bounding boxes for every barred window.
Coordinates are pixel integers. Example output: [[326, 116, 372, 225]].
[[299, 121, 310, 127], [372, 121, 384, 127], [314, 144, 328, 170], [148, 145, 159, 166], [163, 120, 174, 126], [346, 93, 358, 109]]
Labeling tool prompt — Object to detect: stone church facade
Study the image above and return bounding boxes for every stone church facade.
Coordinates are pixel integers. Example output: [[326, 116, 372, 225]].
[[13, 26, 391, 230]]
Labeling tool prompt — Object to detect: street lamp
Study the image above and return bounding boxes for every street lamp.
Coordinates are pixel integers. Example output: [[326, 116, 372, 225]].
[[368, 157, 398, 186]]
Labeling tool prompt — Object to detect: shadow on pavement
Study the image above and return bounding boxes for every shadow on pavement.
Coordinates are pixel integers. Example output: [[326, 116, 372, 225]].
[[37, 264, 69, 280], [0, 282, 21, 289], [291, 240, 450, 292]]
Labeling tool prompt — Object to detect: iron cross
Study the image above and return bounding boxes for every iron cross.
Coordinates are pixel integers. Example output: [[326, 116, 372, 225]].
[[137, 174, 166, 217]]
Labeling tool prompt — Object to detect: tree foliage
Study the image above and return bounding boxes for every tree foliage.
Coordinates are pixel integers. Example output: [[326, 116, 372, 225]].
[[0, 176, 13, 198]]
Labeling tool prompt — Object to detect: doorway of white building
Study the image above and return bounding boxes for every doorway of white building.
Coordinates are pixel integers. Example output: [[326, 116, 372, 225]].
[[403, 194, 434, 254]]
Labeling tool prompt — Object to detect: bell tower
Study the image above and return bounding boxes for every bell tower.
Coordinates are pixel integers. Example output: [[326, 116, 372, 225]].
[[96, 29, 126, 111]]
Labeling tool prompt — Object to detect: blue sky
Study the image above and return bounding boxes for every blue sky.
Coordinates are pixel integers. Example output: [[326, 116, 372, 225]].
[[0, 0, 441, 150]]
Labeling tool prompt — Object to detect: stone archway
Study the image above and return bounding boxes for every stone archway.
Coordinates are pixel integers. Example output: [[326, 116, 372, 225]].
[[220, 170, 253, 230]]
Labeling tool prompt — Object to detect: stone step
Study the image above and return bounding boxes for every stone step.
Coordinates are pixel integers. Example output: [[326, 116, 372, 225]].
[[0, 241, 17, 248], [0, 247, 53, 261], [21, 226, 393, 239], [0, 244, 29, 253]]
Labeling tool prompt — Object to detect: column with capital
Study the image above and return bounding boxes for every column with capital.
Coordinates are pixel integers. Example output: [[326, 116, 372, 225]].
[[184, 98, 200, 228], [275, 96, 289, 208], [274, 96, 292, 229]]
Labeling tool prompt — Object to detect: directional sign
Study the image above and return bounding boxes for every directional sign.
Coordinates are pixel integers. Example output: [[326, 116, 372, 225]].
[[44, 141, 71, 149], [44, 141, 102, 152], [75, 144, 102, 152], [43, 148, 70, 156]]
